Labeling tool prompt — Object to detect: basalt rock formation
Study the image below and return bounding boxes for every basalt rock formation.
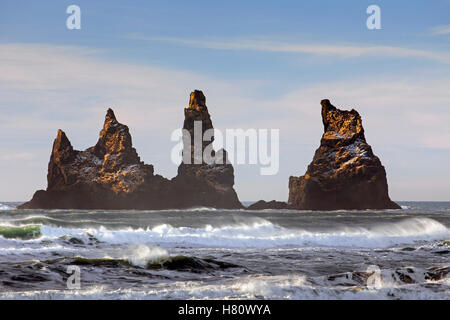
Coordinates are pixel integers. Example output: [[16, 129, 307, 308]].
[[247, 200, 290, 210], [19, 90, 242, 210], [170, 90, 242, 209], [288, 99, 400, 210], [19, 109, 171, 209]]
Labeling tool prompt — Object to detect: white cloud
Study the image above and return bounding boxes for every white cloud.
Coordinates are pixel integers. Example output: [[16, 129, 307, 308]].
[[127, 34, 450, 64], [431, 25, 450, 35]]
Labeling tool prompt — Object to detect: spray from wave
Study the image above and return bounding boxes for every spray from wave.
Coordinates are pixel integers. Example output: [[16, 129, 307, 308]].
[[121, 244, 169, 267]]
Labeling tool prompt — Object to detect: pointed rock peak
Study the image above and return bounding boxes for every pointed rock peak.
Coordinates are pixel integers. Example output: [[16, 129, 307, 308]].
[[97, 108, 121, 144], [50, 129, 76, 169], [189, 90, 207, 111], [105, 108, 117, 122], [54, 129, 73, 151], [320, 99, 364, 139], [93, 108, 140, 166]]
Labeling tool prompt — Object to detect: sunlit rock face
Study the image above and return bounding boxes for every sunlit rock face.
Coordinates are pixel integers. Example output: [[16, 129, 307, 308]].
[[19, 91, 242, 210], [288, 99, 400, 210]]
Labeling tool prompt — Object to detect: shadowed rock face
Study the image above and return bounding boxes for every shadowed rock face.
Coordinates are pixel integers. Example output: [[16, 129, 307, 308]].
[[171, 90, 243, 209], [288, 99, 400, 210], [19, 90, 242, 210]]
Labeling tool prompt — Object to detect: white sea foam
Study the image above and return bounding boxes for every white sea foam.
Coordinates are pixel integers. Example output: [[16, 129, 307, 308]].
[[36, 217, 449, 249], [0, 273, 447, 300], [0, 243, 88, 256], [0, 203, 12, 210]]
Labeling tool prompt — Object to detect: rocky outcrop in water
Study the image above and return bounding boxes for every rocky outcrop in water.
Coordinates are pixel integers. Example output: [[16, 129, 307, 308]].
[[170, 90, 242, 209], [247, 200, 290, 210], [19, 91, 242, 210], [288, 99, 400, 210], [19, 109, 171, 209]]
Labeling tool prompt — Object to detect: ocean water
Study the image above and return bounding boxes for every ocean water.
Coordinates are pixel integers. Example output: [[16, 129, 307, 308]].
[[0, 201, 448, 300]]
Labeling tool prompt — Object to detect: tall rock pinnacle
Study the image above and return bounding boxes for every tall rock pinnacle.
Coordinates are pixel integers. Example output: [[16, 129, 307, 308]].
[[173, 90, 243, 209], [289, 99, 400, 210], [182, 90, 215, 164]]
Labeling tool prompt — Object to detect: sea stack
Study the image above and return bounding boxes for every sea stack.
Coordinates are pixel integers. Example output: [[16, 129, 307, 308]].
[[19, 91, 242, 210], [288, 99, 400, 210], [19, 109, 171, 209], [170, 90, 243, 209]]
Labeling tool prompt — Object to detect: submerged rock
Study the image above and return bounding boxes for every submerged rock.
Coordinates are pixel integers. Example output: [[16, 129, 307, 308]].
[[247, 200, 290, 210], [288, 99, 400, 210], [19, 90, 242, 210], [146, 255, 239, 272]]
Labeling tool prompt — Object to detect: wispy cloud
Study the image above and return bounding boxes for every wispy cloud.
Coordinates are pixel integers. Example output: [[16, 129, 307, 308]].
[[126, 34, 450, 64], [431, 25, 450, 35], [0, 152, 34, 161]]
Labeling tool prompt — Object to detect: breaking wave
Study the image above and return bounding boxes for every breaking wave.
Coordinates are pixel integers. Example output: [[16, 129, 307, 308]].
[[28, 217, 449, 249], [0, 225, 41, 240]]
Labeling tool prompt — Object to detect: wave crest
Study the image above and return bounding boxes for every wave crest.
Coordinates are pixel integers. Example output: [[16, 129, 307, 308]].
[[31, 217, 449, 249]]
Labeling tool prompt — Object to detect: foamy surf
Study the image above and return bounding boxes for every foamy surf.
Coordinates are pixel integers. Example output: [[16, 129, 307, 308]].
[[27, 217, 448, 249], [0, 270, 447, 300], [0, 203, 448, 300]]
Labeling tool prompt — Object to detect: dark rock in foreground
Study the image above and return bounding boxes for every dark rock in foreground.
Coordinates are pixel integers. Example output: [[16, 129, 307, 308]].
[[19, 90, 242, 210], [247, 200, 290, 210], [288, 99, 400, 210]]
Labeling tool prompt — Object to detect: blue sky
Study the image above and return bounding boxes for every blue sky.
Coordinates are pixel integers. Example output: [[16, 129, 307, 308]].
[[1, 0, 450, 201]]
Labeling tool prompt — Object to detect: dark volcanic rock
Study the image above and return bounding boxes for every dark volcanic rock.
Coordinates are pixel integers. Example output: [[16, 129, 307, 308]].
[[20, 108, 170, 209], [19, 91, 242, 210], [247, 200, 290, 210], [288, 99, 400, 210], [170, 90, 243, 209]]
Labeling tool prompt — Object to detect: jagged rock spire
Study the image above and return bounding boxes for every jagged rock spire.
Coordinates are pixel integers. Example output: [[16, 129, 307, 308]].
[[289, 99, 400, 210], [174, 90, 243, 209], [183, 90, 214, 164], [53, 130, 74, 158], [19, 93, 243, 210], [105, 108, 117, 121], [47, 129, 77, 191], [93, 108, 140, 171]]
